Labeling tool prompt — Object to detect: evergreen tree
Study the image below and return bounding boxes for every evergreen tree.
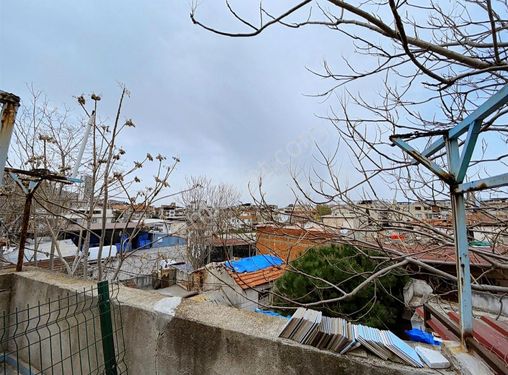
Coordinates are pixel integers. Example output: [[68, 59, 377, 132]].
[[274, 245, 409, 329]]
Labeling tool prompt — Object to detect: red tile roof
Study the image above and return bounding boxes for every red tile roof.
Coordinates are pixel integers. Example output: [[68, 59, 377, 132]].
[[375, 243, 508, 266], [227, 265, 285, 289]]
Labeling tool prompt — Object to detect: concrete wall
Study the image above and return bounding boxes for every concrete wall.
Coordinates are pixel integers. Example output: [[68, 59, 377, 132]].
[[5, 270, 111, 374], [0, 269, 438, 375], [472, 290, 508, 316], [0, 273, 12, 353]]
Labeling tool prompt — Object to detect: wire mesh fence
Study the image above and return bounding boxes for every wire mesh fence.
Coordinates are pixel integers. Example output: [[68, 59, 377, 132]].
[[0, 281, 127, 375]]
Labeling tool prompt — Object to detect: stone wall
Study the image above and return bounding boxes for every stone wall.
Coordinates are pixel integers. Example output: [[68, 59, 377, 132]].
[[0, 269, 438, 375]]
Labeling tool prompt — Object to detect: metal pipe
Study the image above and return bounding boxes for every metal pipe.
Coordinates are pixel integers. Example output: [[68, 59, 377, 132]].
[[0, 91, 20, 187], [16, 192, 33, 272], [98, 281, 118, 375], [71, 111, 95, 179]]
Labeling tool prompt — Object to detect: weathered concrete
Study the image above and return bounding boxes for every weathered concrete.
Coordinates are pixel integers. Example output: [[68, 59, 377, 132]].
[[1, 269, 450, 375], [443, 341, 494, 375], [471, 290, 508, 316]]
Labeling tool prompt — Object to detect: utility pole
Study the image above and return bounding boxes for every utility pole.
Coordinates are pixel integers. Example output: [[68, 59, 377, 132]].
[[0, 91, 20, 187], [1, 90, 81, 272]]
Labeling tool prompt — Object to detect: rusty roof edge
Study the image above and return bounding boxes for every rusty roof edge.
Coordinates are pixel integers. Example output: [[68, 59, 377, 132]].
[[0, 91, 21, 105]]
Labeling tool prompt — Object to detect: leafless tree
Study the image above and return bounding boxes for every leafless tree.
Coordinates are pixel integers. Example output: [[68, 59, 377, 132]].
[[191, 0, 508, 312], [0, 86, 82, 268], [71, 86, 181, 280], [181, 176, 241, 269], [1, 86, 180, 281]]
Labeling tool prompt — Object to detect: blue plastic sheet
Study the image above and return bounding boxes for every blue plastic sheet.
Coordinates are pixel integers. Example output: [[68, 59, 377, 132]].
[[405, 329, 440, 346], [255, 308, 290, 319], [225, 254, 283, 273]]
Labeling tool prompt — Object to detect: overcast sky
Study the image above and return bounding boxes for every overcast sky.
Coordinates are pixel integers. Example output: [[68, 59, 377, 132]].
[[1, 1, 386, 205]]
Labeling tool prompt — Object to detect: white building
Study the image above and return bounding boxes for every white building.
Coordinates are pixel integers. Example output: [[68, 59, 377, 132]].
[[64, 207, 115, 226]]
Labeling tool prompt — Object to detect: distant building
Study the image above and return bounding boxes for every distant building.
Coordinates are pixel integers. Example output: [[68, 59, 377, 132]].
[[227, 203, 279, 229], [157, 203, 186, 220], [280, 204, 316, 224], [111, 202, 156, 221], [322, 205, 359, 230], [64, 206, 115, 226], [321, 200, 450, 232]]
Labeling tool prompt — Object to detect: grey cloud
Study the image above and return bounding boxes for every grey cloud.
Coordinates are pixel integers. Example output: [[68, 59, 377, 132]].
[[1, 0, 376, 204]]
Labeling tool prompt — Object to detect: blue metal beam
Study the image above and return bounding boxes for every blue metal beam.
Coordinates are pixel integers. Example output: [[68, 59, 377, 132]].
[[447, 138, 461, 178], [9, 172, 42, 195], [391, 137, 453, 183], [455, 173, 508, 194], [391, 85, 508, 349], [450, 192, 474, 341], [422, 84, 508, 158], [67, 177, 83, 184], [456, 120, 482, 183]]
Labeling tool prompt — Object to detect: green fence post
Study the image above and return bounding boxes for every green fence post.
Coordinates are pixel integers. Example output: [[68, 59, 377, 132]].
[[98, 280, 118, 375]]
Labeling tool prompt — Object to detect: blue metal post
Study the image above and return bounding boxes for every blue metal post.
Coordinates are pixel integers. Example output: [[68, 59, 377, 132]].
[[423, 84, 508, 158], [447, 138, 473, 343], [391, 84, 508, 349]]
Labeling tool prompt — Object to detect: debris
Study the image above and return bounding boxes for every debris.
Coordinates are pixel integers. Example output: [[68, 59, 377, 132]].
[[405, 328, 441, 346], [254, 308, 289, 318], [415, 346, 450, 369], [279, 308, 424, 368]]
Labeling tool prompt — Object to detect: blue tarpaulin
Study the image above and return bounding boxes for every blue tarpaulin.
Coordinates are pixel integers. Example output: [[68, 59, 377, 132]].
[[255, 308, 290, 319], [405, 329, 440, 346], [225, 254, 283, 273]]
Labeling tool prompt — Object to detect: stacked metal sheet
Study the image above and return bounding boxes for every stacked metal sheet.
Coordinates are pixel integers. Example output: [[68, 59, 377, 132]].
[[355, 324, 392, 360], [279, 308, 322, 344], [279, 308, 424, 368]]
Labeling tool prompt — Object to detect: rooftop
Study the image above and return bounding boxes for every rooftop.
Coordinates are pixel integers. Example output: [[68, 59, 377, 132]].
[[224, 254, 286, 289], [228, 265, 286, 289]]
